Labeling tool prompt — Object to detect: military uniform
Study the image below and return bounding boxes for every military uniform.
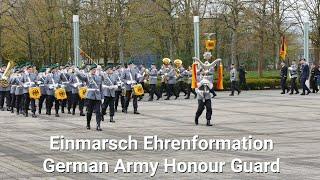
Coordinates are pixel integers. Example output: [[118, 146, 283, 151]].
[[288, 63, 299, 94], [300, 62, 311, 95], [37, 72, 47, 114], [101, 71, 117, 122], [69, 72, 85, 116], [165, 66, 179, 100], [181, 68, 196, 99], [60, 71, 72, 113], [14, 73, 24, 115], [22, 72, 38, 117], [78, 68, 103, 131], [45, 71, 62, 116], [195, 74, 213, 126], [114, 69, 125, 112], [148, 67, 160, 101], [121, 66, 140, 114], [230, 67, 240, 96], [280, 64, 289, 94], [176, 66, 188, 97], [0, 71, 11, 111]]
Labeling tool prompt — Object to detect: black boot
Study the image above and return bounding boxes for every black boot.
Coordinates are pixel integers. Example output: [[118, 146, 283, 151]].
[[68, 109, 71, 114], [72, 109, 75, 115], [96, 126, 102, 131], [11, 108, 14, 113], [86, 114, 91, 130], [195, 117, 199, 125], [206, 119, 213, 126], [110, 116, 115, 123], [32, 112, 37, 118], [61, 107, 65, 113], [80, 110, 85, 116], [25, 111, 28, 117]]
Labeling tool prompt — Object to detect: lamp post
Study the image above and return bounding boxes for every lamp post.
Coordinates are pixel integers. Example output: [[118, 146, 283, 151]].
[[73, 15, 80, 67], [193, 16, 200, 60]]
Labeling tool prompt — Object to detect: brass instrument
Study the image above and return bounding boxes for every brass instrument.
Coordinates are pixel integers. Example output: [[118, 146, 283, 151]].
[[29, 87, 41, 100], [162, 58, 171, 65], [174, 59, 183, 78], [0, 61, 16, 88]]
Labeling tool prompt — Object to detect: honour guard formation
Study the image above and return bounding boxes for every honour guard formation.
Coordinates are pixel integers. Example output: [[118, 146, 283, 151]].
[[0, 53, 319, 131]]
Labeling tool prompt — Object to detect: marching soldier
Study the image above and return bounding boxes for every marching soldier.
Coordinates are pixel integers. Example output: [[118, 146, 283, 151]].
[[22, 65, 38, 118], [45, 65, 62, 117], [78, 64, 103, 131], [14, 69, 24, 115], [9, 69, 19, 113], [280, 62, 289, 94], [193, 57, 221, 126], [148, 63, 160, 101], [60, 65, 72, 114], [165, 63, 179, 100], [101, 66, 117, 122], [229, 64, 241, 96], [37, 68, 48, 114], [182, 66, 197, 99], [0, 64, 11, 111], [114, 66, 125, 112], [300, 59, 311, 95], [121, 61, 140, 114], [288, 60, 299, 95], [310, 64, 319, 93], [174, 60, 188, 97], [69, 66, 86, 116]]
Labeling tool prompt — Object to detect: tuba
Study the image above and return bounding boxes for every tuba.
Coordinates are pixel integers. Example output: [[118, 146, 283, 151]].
[[0, 61, 15, 88], [174, 59, 183, 78]]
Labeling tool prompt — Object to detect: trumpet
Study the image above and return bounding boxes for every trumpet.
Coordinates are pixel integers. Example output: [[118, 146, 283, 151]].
[[0, 61, 15, 88]]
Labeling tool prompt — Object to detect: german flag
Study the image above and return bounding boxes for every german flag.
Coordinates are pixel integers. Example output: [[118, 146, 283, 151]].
[[191, 63, 197, 89], [280, 36, 287, 60]]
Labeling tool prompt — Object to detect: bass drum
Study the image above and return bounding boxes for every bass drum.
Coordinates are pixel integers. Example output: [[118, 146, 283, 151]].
[[78, 87, 88, 99], [29, 87, 41, 100], [133, 84, 144, 96], [55, 88, 67, 100]]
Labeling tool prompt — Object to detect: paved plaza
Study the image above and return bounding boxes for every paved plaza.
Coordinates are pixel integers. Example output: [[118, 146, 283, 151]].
[[0, 90, 319, 179]]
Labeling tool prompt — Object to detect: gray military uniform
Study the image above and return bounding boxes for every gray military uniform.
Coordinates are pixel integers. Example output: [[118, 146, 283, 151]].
[[102, 74, 117, 98]]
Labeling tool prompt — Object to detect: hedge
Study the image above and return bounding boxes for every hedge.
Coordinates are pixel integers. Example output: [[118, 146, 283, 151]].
[[141, 78, 289, 92]]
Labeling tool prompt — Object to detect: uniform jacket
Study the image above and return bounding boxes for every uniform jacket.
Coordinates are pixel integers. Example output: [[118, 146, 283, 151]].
[[167, 67, 176, 84], [149, 68, 158, 85], [60, 72, 71, 92], [121, 68, 139, 91], [45, 73, 62, 95], [102, 73, 117, 97], [78, 73, 103, 100], [300, 64, 310, 80], [280, 66, 288, 79], [230, 68, 238, 82], [69, 73, 86, 94], [22, 73, 38, 94]]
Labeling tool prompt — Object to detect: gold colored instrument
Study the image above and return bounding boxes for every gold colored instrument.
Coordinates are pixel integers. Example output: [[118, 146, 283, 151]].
[[205, 40, 216, 50], [29, 87, 41, 100], [55, 88, 67, 100], [174, 59, 183, 77], [162, 58, 171, 65], [0, 61, 15, 88], [133, 84, 144, 96], [78, 87, 88, 99]]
